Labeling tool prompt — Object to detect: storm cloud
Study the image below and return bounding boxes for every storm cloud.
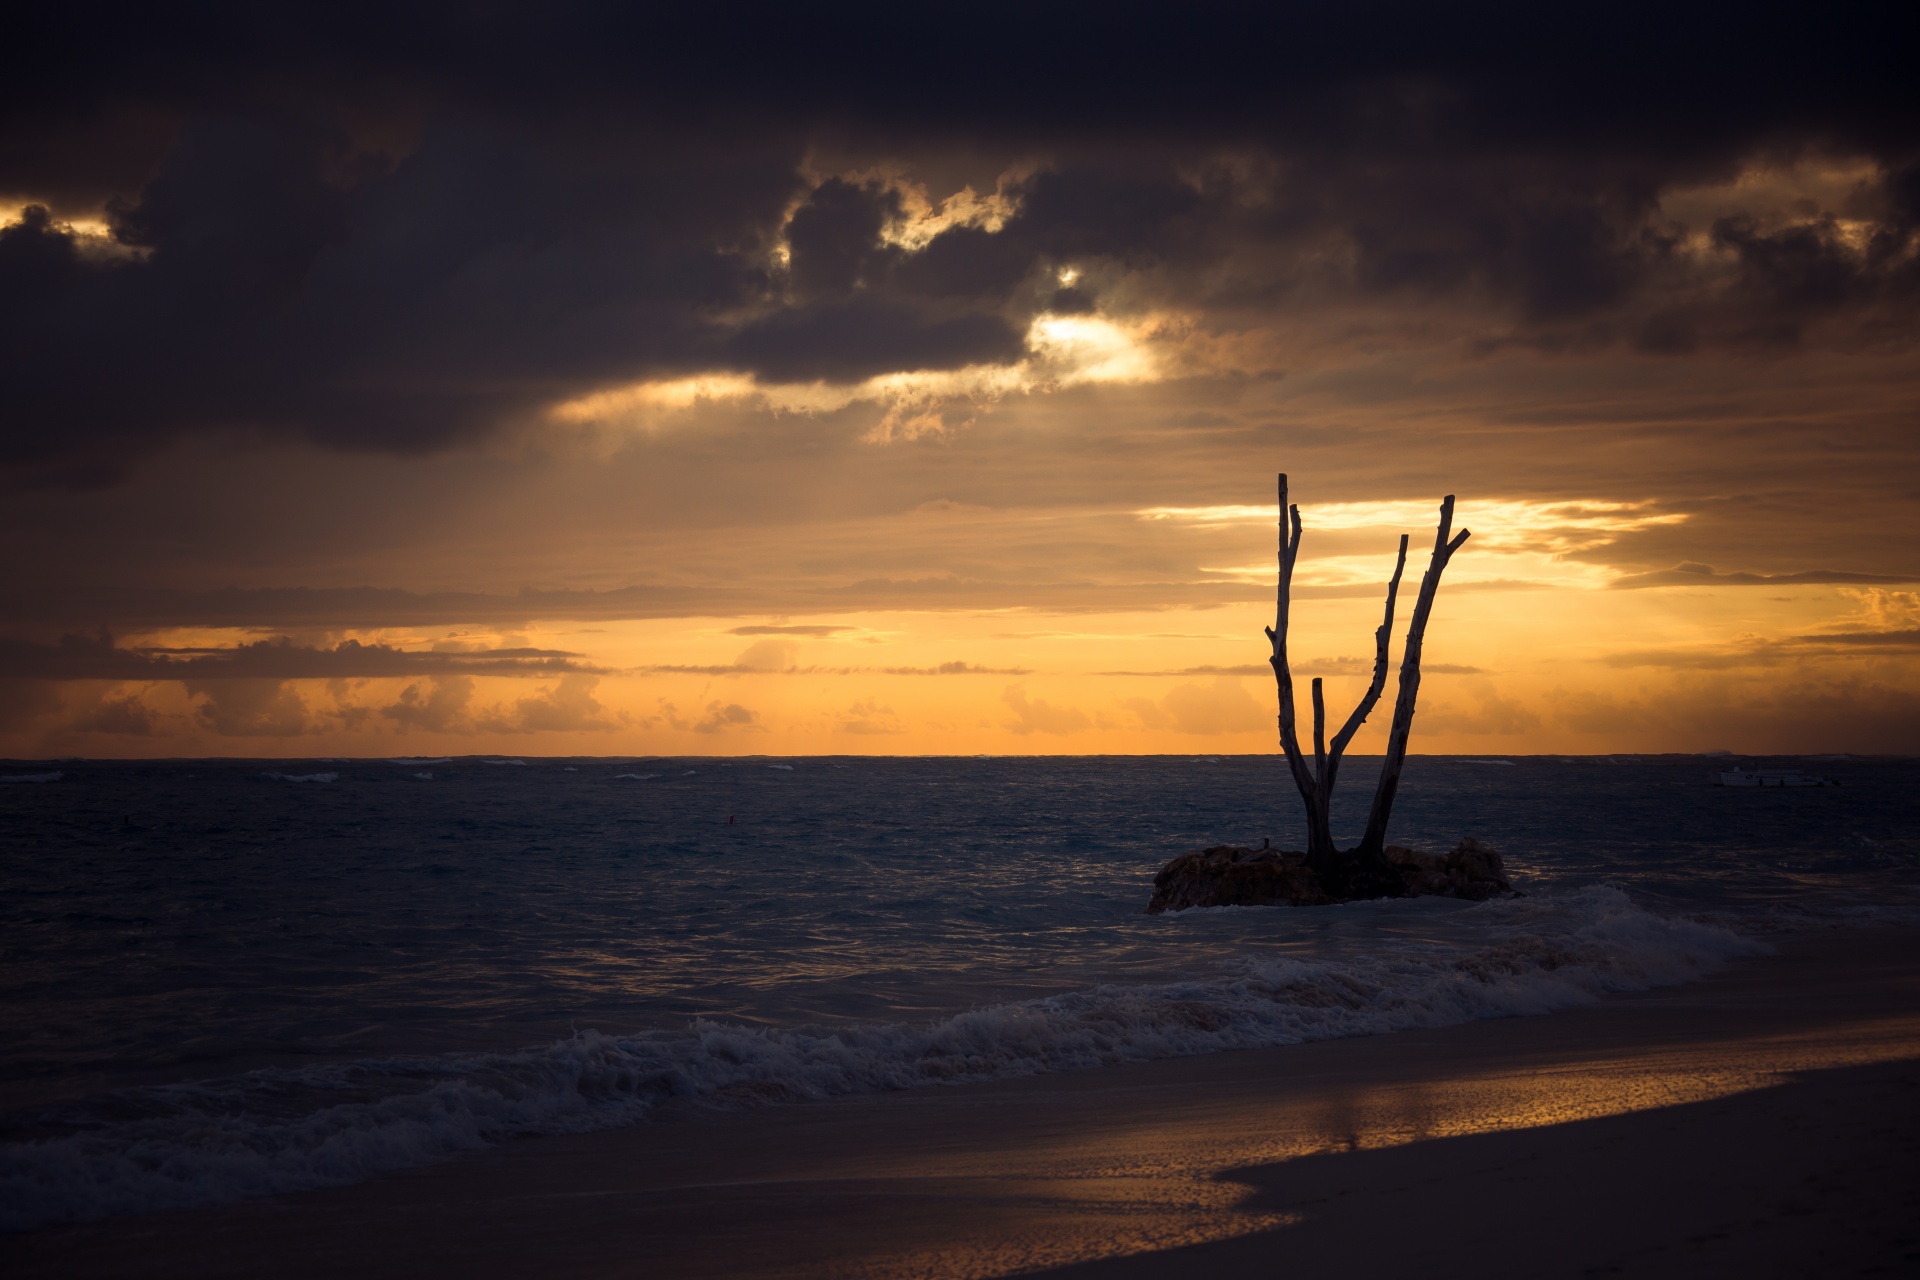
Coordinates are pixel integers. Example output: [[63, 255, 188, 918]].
[[3, 2, 1916, 484]]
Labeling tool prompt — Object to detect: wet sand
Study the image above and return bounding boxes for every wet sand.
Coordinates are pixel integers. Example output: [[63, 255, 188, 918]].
[[9, 928, 1919, 1279]]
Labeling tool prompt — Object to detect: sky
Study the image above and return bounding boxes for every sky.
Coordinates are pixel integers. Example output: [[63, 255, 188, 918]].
[[2, 1, 1917, 758]]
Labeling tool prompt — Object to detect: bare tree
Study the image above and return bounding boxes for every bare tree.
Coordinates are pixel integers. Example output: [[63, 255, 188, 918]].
[[1264, 474, 1470, 896]]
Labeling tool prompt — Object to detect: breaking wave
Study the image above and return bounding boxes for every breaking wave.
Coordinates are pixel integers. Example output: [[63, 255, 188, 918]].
[[0, 887, 1760, 1232]]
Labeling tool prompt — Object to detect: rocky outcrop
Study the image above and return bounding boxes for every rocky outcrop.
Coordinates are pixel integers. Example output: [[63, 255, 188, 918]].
[[1383, 837, 1515, 901], [1146, 837, 1515, 913], [1145, 844, 1328, 914]]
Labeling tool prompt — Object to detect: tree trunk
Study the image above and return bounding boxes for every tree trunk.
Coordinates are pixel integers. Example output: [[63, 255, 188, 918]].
[[1354, 496, 1472, 858], [1264, 475, 1334, 865]]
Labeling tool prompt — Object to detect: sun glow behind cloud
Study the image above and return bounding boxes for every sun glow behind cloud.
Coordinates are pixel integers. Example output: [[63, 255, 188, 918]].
[[0, 203, 147, 263], [549, 313, 1165, 441]]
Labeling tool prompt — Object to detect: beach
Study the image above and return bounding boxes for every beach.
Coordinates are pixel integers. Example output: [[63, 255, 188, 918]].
[[11, 925, 1916, 1279]]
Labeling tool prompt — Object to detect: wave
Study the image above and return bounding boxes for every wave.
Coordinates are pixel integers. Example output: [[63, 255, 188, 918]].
[[261, 772, 337, 783], [0, 771, 62, 783], [0, 887, 1762, 1233]]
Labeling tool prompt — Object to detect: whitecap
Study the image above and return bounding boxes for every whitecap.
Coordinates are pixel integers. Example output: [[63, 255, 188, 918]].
[[385, 757, 452, 766], [767, 764, 794, 771], [0, 771, 62, 784], [481, 759, 527, 767], [262, 772, 338, 783]]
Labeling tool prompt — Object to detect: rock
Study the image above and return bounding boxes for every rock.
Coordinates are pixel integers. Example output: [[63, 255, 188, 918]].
[[1384, 844, 1451, 896], [1144, 844, 1329, 913], [1387, 836, 1515, 900], [1149, 837, 1516, 912], [1445, 836, 1512, 899]]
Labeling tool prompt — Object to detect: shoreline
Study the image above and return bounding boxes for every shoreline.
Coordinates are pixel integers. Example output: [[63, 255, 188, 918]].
[[8, 925, 1917, 1278]]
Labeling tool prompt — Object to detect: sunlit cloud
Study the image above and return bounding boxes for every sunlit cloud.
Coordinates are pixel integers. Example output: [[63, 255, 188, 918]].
[[1145, 498, 1691, 589], [0, 202, 148, 263], [548, 312, 1169, 442], [871, 171, 1024, 251], [1655, 155, 1892, 263]]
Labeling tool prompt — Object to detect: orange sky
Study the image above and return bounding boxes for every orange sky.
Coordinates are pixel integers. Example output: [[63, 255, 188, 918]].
[[3, 83, 1917, 757]]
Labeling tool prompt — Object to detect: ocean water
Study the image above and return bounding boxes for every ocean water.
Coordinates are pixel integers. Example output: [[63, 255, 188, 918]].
[[2, 753, 1916, 1231]]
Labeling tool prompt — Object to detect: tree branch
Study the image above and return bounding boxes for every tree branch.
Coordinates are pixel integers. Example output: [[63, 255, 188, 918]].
[[1324, 532, 1409, 800], [1266, 473, 1324, 854], [1356, 496, 1471, 856]]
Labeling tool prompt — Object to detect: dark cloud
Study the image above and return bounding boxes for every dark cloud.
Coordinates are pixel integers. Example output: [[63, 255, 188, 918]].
[[1602, 630, 1920, 668], [1610, 562, 1920, 589], [1547, 675, 1920, 753], [633, 660, 1031, 677], [0, 633, 600, 680], [188, 678, 310, 736], [0, 2, 1911, 485], [69, 690, 161, 736], [0, 579, 1277, 632], [724, 299, 1025, 385], [1802, 629, 1920, 647], [0, 571, 1588, 635]]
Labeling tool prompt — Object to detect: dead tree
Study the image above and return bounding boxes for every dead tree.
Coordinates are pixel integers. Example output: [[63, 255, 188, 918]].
[[1264, 474, 1470, 896]]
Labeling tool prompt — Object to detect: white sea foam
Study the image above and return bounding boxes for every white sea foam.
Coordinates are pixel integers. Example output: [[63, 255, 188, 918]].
[[385, 757, 452, 766], [262, 772, 338, 783], [0, 771, 62, 783], [613, 773, 658, 781], [767, 764, 794, 771], [482, 759, 527, 766], [413, 772, 434, 781], [0, 887, 1763, 1232]]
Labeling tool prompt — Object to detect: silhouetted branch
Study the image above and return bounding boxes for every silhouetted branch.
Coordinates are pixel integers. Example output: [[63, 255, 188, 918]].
[[1264, 474, 1325, 856], [1356, 496, 1471, 857]]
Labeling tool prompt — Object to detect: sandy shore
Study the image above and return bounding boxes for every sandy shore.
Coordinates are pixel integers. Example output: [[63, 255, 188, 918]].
[[9, 927, 1919, 1279]]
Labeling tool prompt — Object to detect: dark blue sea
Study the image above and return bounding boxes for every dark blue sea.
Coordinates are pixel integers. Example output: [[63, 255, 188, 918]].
[[3, 753, 1916, 1230]]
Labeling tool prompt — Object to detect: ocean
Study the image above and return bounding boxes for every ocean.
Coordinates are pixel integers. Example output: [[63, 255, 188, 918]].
[[2, 753, 1916, 1231]]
